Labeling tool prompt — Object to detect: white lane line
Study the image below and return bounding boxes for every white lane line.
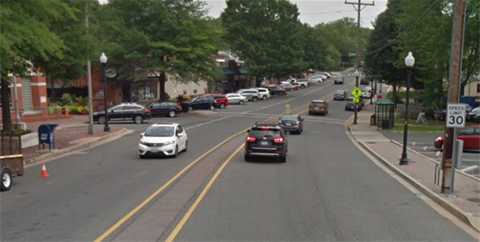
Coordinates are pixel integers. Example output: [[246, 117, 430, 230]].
[[185, 116, 231, 130], [242, 84, 334, 114]]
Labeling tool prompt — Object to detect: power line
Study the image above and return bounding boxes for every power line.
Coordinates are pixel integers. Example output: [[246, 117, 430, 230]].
[[301, 10, 356, 15]]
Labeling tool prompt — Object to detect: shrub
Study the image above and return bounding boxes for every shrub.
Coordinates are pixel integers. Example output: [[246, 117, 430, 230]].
[[62, 93, 74, 105], [1, 129, 33, 136], [76, 96, 89, 106]]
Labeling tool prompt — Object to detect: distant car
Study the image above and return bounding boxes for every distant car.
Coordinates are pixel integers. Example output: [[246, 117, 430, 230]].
[[146, 102, 182, 118], [225, 93, 248, 105], [93, 103, 151, 124], [280, 83, 295, 92], [434, 125, 480, 151], [333, 90, 347, 100], [308, 75, 323, 83], [309, 100, 329, 115], [204, 94, 229, 109], [362, 87, 373, 98], [467, 107, 480, 123], [334, 77, 344, 84], [345, 96, 364, 111], [296, 79, 310, 89], [138, 123, 188, 158], [360, 78, 370, 85], [255, 87, 271, 100], [187, 96, 217, 111], [244, 122, 288, 162], [266, 85, 287, 96], [237, 89, 261, 102], [278, 114, 304, 134]]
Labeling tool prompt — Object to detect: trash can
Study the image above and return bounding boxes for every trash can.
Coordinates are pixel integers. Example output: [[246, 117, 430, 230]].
[[38, 124, 59, 150], [370, 114, 376, 126], [180, 102, 190, 113], [382, 120, 390, 130]]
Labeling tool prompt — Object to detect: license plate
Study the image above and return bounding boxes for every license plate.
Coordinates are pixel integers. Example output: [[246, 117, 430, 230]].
[[260, 141, 268, 146], [314, 107, 319, 110], [150, 148, 160, 153], [286, 123, 291, 126]]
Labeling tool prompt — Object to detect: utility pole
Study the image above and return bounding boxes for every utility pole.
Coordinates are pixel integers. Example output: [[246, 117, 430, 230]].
[[85, 1, 94, 135], [346, 0, 374, 124], [441, 0, 467, 194]]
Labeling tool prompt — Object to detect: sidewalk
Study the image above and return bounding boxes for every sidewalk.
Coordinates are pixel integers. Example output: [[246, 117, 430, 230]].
[[349, 100, 480, 233]]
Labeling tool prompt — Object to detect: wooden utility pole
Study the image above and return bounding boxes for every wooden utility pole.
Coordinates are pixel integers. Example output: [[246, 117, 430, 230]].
[[441, 0, 467, 194]]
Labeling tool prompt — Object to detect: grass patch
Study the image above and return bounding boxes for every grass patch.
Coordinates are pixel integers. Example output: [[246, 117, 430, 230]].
[[389, 118, 479, 133]]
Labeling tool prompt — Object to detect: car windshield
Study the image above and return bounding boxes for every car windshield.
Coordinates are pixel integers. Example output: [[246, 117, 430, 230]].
[[336, 91, 345, 94], [145, 126, 175, 137], [281, 115, 298, 121]]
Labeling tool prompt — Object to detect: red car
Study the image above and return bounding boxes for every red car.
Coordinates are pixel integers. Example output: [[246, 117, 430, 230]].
[[434, 125, 480, 151], [204, 94, 229, 109]]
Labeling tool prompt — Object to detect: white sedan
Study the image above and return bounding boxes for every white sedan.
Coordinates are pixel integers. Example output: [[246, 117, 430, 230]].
[[138, 123, 188, 158], [226, 93, 248, 105]]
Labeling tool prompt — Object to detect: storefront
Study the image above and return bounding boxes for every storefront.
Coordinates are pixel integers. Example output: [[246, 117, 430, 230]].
[[129, 79, 158, 103]]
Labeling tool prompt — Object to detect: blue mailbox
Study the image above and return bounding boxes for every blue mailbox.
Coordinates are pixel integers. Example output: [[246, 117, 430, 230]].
[[38, 124, 59, 150]]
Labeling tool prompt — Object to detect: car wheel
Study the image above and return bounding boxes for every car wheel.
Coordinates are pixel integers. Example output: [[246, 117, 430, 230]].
[[441, 143, 444, 152], [239, 100, 245, 105], [139, 154, 146, 159], [98, 116, 106, 124], [188, 106, 194, 112], [244, 154, 250, 161], [173, 145, 179, 158], [220, 103, 226, 109], [134, 115, 143, 124], [168, 110, 176, 118], [184, 140, 188, 152], [209, 105, 216, 111], [1, 168, 12, 191], [263, 95, 268, 100], [301, 85, 305, 89], [252, 97, 258, 102]]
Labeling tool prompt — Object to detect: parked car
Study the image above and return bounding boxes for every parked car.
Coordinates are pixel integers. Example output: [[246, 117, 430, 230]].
[[255, 87, 272, 100], [204, 94, 229, 109], [308, 75, 323, 83], [362, 87, 374, 98], [290, 82, 301, 90], [138, 123, 188, 158], [334, 77, 344, 84], [467, 107, 480, 123], [278, 114, 304, 134], [225, 93, 248, 105], [93, 103, 151, 124], [187, 96, 217, 111], [333, 90, 348, 100], [237, 89, 261, 102], [266, 85, 287, 96], [360, 78, 370, 85], [309, 100, 329, 115], [296, 79, 310, 89], [280, 83, 295, 92], [146, 101, 182, 118], [244, 122, 288, 162], [345, 96, 364, 111], [434, 125, 480, 151]]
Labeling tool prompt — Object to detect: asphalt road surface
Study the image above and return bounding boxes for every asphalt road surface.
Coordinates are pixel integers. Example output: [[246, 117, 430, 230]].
[[1, 73, 476, 241]]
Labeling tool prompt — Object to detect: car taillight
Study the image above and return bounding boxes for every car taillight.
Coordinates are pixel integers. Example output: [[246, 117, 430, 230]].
[[261, 127, 270, 130], [246, 136, 256, 142], [309, 104, 313, 108], [145, 109, 151, 113], [295, 122, 300, 126], [278, 120, 283, 124], [177, 105, 182, 109], [274, 137, 285, 143], [322, 105, 325, 109]]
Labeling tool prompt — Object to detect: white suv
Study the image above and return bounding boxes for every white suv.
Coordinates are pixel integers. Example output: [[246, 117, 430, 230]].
[[255, 88, 271, 100]]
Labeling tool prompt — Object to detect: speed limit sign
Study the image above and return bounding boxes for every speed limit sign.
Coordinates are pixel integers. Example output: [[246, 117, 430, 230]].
[[446, 103, 466, 128]]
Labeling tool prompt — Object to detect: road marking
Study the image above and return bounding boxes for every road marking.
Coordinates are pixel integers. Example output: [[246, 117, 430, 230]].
[[165, 144, 245, 242], [185, 116, 231, 130], [93, 128, 247, 242], [460, 165, 478, 172]]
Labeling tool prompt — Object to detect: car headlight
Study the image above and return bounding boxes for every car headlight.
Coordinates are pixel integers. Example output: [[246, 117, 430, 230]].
[[165, 140, 175, 145], [140, 140, 147, 145], [435, 137, 442, 142]]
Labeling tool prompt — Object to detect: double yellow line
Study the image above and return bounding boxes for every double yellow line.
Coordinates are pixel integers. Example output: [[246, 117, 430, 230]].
[[95, 85, 350, 242]]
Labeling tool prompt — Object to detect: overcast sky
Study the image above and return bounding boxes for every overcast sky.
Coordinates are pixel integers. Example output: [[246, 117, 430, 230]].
[[98, 0, 387, 29]]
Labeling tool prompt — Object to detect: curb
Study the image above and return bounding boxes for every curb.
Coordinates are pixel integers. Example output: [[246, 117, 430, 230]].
[[357, 141, 479, 232], [24, 128, 134, 167]]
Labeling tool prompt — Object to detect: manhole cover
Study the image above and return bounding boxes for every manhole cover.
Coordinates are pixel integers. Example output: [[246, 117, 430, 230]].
[[467, 198, 480, 203]]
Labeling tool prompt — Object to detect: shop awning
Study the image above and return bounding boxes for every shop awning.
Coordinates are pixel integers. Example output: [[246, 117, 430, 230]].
[[216, 67, 235, 76]]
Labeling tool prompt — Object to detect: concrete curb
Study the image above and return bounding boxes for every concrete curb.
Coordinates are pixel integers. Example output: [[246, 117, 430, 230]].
[[357, 141, 479, 232], [24, 128, 134, 167], [389, 139, 480, 183]]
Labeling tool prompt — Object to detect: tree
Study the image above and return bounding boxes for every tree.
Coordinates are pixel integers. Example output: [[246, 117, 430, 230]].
[[300, 24, 328, 72], [221, 0, 305, 80], [98, 0, 223, 102], [0, 0, 75, 132]]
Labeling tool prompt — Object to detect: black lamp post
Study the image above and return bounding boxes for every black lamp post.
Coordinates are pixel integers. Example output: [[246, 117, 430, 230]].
[[100, 52, 110, 132], [353, 69, 359, 125], [399, 52, 415, 165]]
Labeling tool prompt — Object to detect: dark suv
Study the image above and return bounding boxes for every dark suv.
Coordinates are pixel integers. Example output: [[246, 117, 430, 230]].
[[93, 103, 152, 124], [244, 123, 288, 163]]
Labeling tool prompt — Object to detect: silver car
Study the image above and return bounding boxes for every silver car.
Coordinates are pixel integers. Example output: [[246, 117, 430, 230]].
[[226, 93, 248, 105], [237, 89, 261, 102]]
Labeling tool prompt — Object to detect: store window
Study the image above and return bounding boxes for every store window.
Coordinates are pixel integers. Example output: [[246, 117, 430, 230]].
[[131, 80, 158, 102]]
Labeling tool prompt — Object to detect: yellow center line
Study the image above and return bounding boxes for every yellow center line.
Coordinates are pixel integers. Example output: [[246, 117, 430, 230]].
[[165, 144, 245, 242]]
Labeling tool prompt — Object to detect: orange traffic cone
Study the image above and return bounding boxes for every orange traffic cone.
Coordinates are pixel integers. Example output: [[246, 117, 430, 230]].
[[65, 107, 69, 117], [39, 163, 50, 178]]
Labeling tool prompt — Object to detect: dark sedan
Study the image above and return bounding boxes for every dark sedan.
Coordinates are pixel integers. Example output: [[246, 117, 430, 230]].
[[278, 114, 304, 134], [345, 96, 363, 111], [333, 90, 347, 100], [146, 101, 183, 118]]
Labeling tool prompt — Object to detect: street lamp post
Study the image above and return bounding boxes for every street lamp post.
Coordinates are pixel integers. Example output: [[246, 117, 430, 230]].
[[100, 53, 110, 132], [354, 69, 359, 125], [399, 52, 415, 165]]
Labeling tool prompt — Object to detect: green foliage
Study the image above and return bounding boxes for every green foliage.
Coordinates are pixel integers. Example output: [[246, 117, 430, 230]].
[[1, 129, 33, 136], [76, 96, 89, 106], [62, 93, 74, 104]]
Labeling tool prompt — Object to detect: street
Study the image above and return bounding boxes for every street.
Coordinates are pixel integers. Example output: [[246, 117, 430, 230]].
[[1, 75, 476, 241]]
